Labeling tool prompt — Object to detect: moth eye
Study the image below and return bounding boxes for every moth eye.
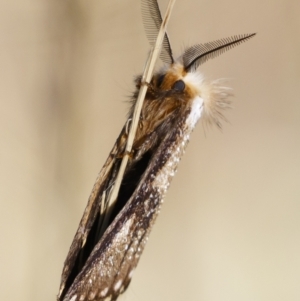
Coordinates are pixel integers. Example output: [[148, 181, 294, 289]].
[[172, 80, 185, 92], [157, 74, 165, 87]]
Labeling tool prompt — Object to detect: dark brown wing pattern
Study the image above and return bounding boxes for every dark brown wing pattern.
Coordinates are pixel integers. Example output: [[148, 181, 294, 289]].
[[60, 108, 192, 301], [58, 134, 121, 300]]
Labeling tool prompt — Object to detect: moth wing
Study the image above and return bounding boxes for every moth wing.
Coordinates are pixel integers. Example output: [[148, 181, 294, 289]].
[[61, 112, 190, 301], [58, 128, 126, 300]]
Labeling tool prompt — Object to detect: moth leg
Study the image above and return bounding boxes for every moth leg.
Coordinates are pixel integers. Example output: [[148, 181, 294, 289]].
[[125, 114, 145, 138], [100, 190, 106, 215], [140, 80, 156, 94], [140, 80, 150, 87], [125, 118, 132, 135], [114, 150, 135, 163]]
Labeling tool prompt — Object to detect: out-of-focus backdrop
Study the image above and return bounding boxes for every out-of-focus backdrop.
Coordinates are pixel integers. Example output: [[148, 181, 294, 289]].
[[1, 0, 299, 300]]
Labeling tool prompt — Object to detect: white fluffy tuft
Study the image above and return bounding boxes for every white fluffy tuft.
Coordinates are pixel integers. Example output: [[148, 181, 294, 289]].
[[200, 79, 233, 128], [184, 71, 204, 93], [186, 96, 204, 128], [185, 71, 233, 128], [184, 71, 233, 128]]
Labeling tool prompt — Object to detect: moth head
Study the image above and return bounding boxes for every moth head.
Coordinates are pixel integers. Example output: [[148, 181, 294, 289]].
[[141, 0, 255, 128], [150, 34, 256, 128]]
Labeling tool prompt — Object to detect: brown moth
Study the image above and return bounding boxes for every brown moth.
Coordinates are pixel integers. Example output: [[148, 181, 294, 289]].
[[57, 1, 255, 301]]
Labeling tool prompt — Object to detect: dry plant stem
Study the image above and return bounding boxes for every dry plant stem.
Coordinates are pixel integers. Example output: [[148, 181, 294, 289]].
[[102, 0, 177, 228]]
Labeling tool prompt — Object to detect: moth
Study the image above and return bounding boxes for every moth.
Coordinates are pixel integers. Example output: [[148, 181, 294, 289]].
[[57, 1, 255, 301]]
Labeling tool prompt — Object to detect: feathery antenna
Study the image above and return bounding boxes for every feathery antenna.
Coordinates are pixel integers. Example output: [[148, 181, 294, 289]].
[[183, 33, 256, 71], [141, 0, 174, 64]]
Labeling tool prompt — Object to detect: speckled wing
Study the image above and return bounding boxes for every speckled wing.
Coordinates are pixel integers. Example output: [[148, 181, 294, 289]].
[[57, 128, 126, 301], [61, 101, 203, 301]]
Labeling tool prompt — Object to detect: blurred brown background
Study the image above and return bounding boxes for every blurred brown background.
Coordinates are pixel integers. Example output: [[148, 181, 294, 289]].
[[1, 0, 299, 300]]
